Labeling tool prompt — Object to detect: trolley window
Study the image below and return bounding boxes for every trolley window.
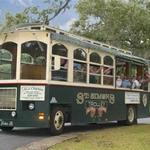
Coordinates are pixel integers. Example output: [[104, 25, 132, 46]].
[[21, 41, 47, 80], [0, 42, 17, 80], [89, 52, 101, 84], [51, 43, 68, 81], [73, 48, 87, 83]]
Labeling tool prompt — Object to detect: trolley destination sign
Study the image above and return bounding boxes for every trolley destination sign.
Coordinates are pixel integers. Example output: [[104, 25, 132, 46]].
[[20, 86, 45, 101]]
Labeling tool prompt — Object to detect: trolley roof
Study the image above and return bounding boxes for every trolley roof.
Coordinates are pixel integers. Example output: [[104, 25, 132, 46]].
[[1, 23, 149, 65]]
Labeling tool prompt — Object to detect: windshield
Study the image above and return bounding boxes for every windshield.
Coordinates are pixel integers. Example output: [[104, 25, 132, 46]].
[[0, 42, 17, 80]]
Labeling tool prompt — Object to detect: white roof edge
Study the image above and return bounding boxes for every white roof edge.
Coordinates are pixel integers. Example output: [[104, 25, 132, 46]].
[[2, 23, 148, 63]]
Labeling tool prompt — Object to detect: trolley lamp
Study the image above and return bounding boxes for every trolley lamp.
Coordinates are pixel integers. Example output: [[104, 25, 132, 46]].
[[38, 112, 45, 120]]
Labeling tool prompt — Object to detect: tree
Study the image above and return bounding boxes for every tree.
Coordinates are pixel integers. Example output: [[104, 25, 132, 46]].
[[71, 0, 150, 58], [0, 0, 71, 32], [23, 0, 71, 24]]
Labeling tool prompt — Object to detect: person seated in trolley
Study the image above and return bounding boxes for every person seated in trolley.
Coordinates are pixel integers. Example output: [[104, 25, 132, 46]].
[[139, 71, 150, 90], [131, 76, 141, 89], [116, 75, 123, 88], [130, 72, 150, 90], [89, 65, 101, 83], [52, 58, 68, 81], [73, 62, 87, 82], [121, 76, 132, 88]]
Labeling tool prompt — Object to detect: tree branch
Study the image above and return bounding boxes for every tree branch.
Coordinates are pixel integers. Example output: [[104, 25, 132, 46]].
[[49, 0, 71, 22]]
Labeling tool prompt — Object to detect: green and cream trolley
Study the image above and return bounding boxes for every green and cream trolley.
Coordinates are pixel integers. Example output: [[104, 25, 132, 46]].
[[0, 24, 149, 135]]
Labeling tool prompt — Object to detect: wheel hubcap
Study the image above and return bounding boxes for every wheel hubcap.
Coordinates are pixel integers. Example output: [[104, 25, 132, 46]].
[[128, 107, 134, 123], [54, 111, 64, 130]]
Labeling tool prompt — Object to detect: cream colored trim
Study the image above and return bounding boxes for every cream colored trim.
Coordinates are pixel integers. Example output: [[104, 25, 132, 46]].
[[48, 41, 52, 82], [116, 87, 144, 92], [0, 80, 18, 84], [19, 80, 48, 84], [113, 56, 116, 88], [49, 80, 114, 89], [16, 36, 21, 81], [45, 33, 50, 82], [68, 46, 73, 82], [0, 80, 48, 84]]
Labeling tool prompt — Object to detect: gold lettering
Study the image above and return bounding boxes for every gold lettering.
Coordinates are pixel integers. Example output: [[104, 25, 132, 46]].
[[109, 94, 115, 104], [76, 92, 115, 105], [76, 92, 84, 104], [84, 93, 90, 99]]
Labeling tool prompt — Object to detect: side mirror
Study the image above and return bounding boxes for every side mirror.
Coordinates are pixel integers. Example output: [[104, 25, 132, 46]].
[[54, 55, 61, 70]]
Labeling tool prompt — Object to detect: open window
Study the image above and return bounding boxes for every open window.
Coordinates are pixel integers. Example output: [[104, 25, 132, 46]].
[[116, 57, 146, 90], [103, 55, 114, 86], [73, 48, 87, 83], [89, 52, 101, 84], [116, 58, 129, 77], [51, 43, 68, 81]]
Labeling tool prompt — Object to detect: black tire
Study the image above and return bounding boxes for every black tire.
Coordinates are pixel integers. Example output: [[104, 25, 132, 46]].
[[118, 120, 126, 126], [50, 107, 65, 135], [0, 127, 13, 132], [126, 105, 137, 125]]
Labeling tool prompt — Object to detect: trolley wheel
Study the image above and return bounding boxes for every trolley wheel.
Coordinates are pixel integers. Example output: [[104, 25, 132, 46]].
[[0, 127, 13, 132], [50, 107, 65, 135], [126, 105, 137, 125]]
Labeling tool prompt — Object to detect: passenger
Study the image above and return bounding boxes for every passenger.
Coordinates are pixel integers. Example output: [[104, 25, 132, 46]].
[[74, 62, 81, 70], [122, 76, 131, 88], [116, 76, 122, 88], [90, 66, 101, 74], [74, 63, 86, 82], [140, 71, 150, 90], [132, 76, 141, 89], [89, 66, 101, 83], [137, 76, 144, 89], [104, 67, 112, 75], [144, 71, 150, 82], [52, 58, 68, 81], [60, 58, 68, 68]]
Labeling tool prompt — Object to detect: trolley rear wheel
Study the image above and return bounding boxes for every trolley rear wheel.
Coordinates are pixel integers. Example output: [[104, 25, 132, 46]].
[[126, 105, 137, 125], [118, 105, 137, 125]]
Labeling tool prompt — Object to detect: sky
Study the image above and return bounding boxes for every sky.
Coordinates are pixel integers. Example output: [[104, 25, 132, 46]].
[[0, 0, 78, 31]]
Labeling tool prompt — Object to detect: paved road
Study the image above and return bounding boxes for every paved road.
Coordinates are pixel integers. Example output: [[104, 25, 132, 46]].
[[0, 128, 50, 150], [0, 118, 150, 150]]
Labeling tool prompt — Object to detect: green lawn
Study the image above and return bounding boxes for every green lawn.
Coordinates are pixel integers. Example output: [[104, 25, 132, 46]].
[[49, 125, 150, 150]]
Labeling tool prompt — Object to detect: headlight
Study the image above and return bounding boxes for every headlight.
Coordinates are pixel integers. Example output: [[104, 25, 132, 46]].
[[11, 111, 16, 117], [28, 103, 35, 110]]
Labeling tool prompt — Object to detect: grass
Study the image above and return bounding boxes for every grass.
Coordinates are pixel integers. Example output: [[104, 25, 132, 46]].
[[49, 124, 150, 150]]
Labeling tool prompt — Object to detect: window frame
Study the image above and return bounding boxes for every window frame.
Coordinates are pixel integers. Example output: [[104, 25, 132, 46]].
[[73, 48, 87, 83], [103, 55, 115, 86], [20, 40, 47, 80], [51, 43, 69, 82], [89, 52, 102, 85], [0, 42, 17, 80]]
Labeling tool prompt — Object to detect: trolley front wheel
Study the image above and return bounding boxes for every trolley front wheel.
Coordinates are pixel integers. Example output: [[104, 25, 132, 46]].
[[50, 107, 65, 135], [0, 127, 14, 132]]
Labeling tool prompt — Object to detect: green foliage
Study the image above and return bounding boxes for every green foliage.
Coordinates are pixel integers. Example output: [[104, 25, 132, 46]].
[[3, 12, 28, 28], [71, 0, 150, 58]]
